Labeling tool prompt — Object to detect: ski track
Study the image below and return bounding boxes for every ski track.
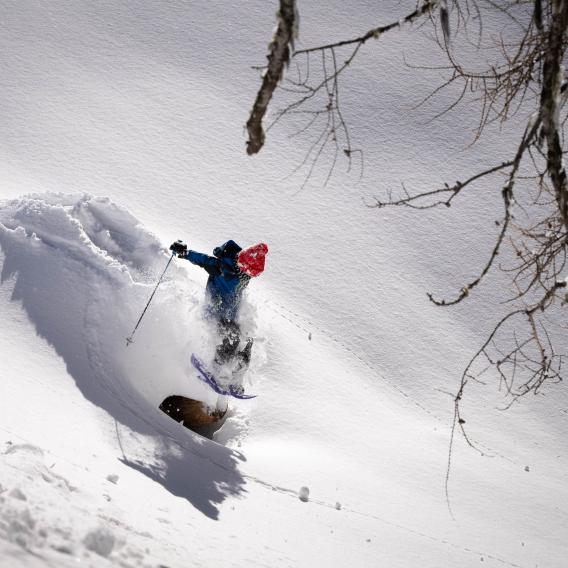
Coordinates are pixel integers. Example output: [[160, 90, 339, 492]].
[[267, 300, 522, 468]]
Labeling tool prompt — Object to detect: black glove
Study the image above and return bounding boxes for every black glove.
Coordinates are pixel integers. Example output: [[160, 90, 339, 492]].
[[169, 240, 188, 257]]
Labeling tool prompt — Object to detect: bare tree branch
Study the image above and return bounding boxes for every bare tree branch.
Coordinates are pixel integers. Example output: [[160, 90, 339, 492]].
[[428, 117, 541, 306], [539, 0, 568, 232], [249, 3, 568, 477], [246, 0, 568, 514], [246, 0, 298, 155], [293, 1, 439, 56], [369, 160, 514, 210]]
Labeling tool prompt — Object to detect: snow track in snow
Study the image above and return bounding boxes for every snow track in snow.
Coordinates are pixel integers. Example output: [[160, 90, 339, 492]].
[[266, 299, 526, 469]]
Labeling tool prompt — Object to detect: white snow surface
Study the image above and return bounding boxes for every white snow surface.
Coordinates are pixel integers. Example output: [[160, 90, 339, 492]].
[[0, 2, 566, 568]]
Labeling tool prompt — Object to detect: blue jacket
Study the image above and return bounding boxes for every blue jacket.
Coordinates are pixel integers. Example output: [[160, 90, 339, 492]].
[[182, 240, 250, 322]]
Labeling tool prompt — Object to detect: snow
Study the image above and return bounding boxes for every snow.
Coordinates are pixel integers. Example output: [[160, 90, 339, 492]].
[[84, 528, 116, 558], [0, 2, 567, 568]]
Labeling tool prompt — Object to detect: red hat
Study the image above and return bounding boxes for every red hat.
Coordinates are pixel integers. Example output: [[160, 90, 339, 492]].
[[238, 243, 268, 277]]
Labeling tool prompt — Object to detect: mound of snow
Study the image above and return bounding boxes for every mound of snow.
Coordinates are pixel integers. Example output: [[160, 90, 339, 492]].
[[0, 193, 264, 420]]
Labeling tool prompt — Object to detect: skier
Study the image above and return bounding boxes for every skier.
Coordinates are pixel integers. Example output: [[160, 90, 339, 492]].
[[169, 238, 268, 373], [160, 239, 267, 434]]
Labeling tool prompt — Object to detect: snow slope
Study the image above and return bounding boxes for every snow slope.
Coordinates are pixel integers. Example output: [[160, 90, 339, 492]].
[[1, 194, 565, 568], [0, 2, 567, 567]]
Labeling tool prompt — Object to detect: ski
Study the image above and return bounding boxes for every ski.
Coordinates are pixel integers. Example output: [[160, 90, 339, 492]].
[[191, 354, 257, 399]]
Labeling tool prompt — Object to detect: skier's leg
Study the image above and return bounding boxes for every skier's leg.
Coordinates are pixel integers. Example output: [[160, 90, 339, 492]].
[[214, 319, 241, 365], [235, 338, 254, 372]]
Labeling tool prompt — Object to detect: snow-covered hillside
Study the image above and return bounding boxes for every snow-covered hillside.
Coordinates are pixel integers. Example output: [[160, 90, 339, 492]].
[[0, 2, 566, 568]]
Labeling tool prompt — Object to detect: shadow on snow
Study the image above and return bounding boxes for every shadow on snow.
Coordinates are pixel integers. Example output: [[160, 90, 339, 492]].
[[0, 207, 246, 520]]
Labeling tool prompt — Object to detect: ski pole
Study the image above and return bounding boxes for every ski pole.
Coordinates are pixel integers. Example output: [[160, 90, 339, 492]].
[[126, 252, 175, 346]]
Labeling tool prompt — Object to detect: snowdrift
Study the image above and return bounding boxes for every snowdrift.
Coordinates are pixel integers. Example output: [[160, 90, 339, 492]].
[[0, 193, 264, 417], [0, 193, 263, 522]]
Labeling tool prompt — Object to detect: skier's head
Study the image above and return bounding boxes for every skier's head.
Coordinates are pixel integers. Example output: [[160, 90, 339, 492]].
[[237, 243, 269, 277], [213, 240, 242, 259]]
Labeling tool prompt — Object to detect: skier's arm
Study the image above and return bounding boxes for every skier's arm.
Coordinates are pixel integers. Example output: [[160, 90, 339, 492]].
[[182, 250, 220, 275]]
